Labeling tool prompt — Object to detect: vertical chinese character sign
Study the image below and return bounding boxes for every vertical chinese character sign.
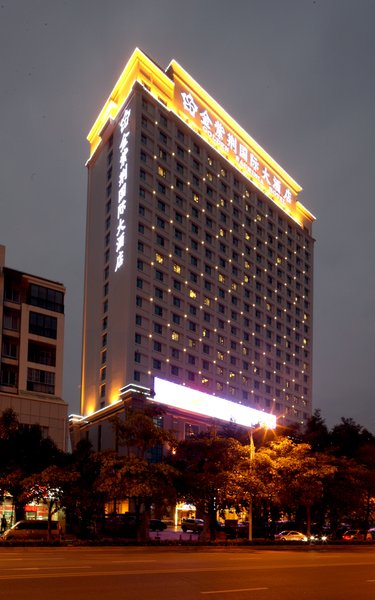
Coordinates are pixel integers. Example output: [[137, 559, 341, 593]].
[[115, 108, 131, 273]]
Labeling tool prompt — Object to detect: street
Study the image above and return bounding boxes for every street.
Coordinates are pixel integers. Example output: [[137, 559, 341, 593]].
[[0, 545, 375, 600]]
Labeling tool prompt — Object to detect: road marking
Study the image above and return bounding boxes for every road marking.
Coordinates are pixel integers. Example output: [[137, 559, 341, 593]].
[[7, 568, 39, 571], [201, 587, 268, 594], [111, 560, 156, 563]]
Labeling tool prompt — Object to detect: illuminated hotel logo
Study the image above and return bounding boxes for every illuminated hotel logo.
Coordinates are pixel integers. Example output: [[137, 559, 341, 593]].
[[152, 377, 276, 430], [115, 107, 131, 273], [178, 88, 293, 209]]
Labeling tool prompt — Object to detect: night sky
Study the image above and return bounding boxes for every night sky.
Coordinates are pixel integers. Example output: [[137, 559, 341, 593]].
[[1, 1, 374, 431]]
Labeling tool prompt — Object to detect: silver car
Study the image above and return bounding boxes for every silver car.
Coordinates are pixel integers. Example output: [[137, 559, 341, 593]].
[[275, 530, 308, 542]]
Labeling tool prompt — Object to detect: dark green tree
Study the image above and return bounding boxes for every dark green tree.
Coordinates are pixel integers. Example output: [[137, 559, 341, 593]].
[[172, 433, 245, 541], [0, 409, 64, 522]]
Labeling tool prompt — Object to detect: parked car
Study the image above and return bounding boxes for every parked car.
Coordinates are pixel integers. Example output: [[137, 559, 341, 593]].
[[366, 528, 375, 542], [149, 519, 167, 532], [342, 529, 366, 541], [1, 520, 60, 541], [274, 530, 308, 542], [309, 532, 329, 543], [181, 518, 204, 533]]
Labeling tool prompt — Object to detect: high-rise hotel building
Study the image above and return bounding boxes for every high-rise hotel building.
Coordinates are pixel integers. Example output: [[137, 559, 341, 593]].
[[72, 49, 314, 447]]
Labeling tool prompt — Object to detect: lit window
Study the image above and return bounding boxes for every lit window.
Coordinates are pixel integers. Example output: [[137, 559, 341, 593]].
[[173, 263, 181, 273], [171, 331, 180, 341], [189, 289, 197, 299]]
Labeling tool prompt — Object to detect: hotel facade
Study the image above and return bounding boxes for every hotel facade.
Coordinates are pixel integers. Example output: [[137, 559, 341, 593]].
[[71, 49, 314, 448]]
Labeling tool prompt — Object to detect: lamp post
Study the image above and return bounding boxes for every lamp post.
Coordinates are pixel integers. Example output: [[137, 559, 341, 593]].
[[248, 430, 255, 542]]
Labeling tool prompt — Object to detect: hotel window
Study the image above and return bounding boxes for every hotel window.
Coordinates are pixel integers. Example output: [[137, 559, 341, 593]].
[[2, 338, 18, 360], [160, 113, 168, 128], [154, 322, 162, 334], [154, 305, 163, 316], [153, 359, 161, 370], [29, 284, 64, 314], [173, 297, 181, 307], [158, 147, 167, 160], [171, 348, 180, 358], [171, 365, 179, 376], [155, 270, 164, 281], [27, 368, 55, 395], [29, 312, 57, 339], [153, 341, 162, 352], [156, 216, 165, 229]]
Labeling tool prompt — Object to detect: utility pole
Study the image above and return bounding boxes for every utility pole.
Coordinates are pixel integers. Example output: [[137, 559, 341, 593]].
[[248, 431, 255, 542]]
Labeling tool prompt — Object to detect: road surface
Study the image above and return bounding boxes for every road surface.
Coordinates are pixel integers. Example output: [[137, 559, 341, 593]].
[[0, 545, 375, 599]]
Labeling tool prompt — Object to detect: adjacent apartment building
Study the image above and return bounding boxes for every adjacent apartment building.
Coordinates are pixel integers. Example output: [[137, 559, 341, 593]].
[[0, 245, 67, 450], [71, 48, 315, 449]]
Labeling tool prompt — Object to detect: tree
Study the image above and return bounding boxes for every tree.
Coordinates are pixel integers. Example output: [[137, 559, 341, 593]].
[[329, 418, 375, 459], [64, 439, 105, 537], [302, 409, 330, 452], [0, 409, 64, 522], [172, 433, 246, 541], [110, 402, 175, 459], [256, 438, 336, 535], [22, 466, 78, 540], [97, 403, 177, 541], [97, 451, 176, 542]]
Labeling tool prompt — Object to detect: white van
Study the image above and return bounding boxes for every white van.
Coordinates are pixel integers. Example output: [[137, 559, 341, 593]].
[[2, 520, 60, 541]]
